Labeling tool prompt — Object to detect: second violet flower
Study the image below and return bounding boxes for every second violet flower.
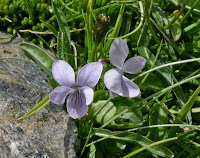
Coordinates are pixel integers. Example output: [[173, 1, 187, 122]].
[[104, 38, 146, 98]]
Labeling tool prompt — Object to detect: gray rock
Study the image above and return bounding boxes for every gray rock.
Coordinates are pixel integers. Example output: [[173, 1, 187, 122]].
[[0, 32, 79, 158]]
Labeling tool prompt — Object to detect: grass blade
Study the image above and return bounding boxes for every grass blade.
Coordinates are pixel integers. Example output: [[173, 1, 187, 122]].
[[169, 85, 200, 137], [52, 0, 73, 67], [17, 95, 50, 120], [95, 129, 174, 158]]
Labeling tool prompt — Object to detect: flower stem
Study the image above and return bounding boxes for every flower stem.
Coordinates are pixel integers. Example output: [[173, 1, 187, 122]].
[[91, 42, 97, 62], [79, 123, 93, 158], [164, 0, 187, 29], [144, 0, 160, 44], [180, 0, 200, 24]]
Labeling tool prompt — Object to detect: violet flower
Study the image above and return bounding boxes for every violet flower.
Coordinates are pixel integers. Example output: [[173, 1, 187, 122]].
[[49, 60, 103, 119], [104, 38, 146, 98]]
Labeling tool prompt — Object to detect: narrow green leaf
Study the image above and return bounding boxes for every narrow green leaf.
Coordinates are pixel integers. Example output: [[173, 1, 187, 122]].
[[183, 20, 200, 35], [120, 11, 132, 36], [169, 85, 200, 137], [19, 42, 54, 76], [104, 4, 124, 53], [149, 103, 168, 140], [57, 31, 71, 61], [95, 129, 174, 158], [17, 95, 50, 120], [84, 0, 95, 62], [52, 0, 69, 32], [89, 143, 96, 158], [22, 0, 34, 20], [36, 34, 56, 57], [169, 0, 179, 6], [171, 21, 181, 41], [123, 137, 177, 158], [187, 147, 200, 158], [41, 20, 58, 36], [138, 25, 191, 123], [52, 0, 73, 66]]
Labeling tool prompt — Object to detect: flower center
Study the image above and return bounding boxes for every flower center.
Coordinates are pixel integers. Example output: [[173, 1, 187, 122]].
[[71, 84, 81, 91]]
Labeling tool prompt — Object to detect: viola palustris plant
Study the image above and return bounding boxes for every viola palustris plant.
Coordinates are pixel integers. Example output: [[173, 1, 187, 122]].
[[5, 0, 200, 157], [104, 38, 146, 98], [49, 60, 103, 119]]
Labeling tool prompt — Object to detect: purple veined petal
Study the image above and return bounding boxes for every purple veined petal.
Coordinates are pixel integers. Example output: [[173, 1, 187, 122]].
[[120, 75, 140, 98], [104, 68, 123, 94], [109, 91, 117, 98], [67, 91, 88, 119], [123, 56, 146, 74], [52, 60, 75, 87], [80, 86, 94, 105], [49, 86, 73, 105], [109, 38, 129, 69], [77, 62, 103, 88]]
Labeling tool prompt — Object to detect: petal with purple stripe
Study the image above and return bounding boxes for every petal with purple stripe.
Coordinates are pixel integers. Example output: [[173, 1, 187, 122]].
[[80, 86, 94, 105], [67, 91, 88, 119]]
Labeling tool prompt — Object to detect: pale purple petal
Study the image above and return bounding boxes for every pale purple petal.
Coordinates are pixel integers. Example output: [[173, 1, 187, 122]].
[[109, 38, 129, 69], [77, 62, 103, 88], [67, 91, 88, 119], [104, 68, 123, 94], [80, 86, 94, 105], [52, 60, 75, 87], [120, 76, 140, 98], [109, 91, 117, 98], [49, 86, 73, 105], [123, 56, 146, 74]]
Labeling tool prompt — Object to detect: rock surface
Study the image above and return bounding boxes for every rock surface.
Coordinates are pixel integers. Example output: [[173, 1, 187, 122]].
[[0, 32, 79, 158]]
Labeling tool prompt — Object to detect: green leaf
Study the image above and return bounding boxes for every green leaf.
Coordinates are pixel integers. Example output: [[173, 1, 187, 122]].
[[120, 11, 132, 36], [91, 97, 143, 129], [95, 129, 174, 158], [104, 139, 126, 158], [152, 3, 169, 26], [89, 143, 96, 158], [19, 42, 54, 76], [84, 0, 95, 62], [57, 31, 72, 61], [187, 147, 200, 158], [52, 0, 73, 66], [52, 0, 69, 33], [112, 97, 143, 127], [169, 0, 179, 6], [138, 25, 191, 123], [22, 0, 34, 20], [171, 21, 181, 41], [104, 4, 124, 53], [149, 104, 168, 140], [17, 95, 50, 120], [91, 100, 116, 125], [169, 85, 200, 137], [41, 20, 58, 37]]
